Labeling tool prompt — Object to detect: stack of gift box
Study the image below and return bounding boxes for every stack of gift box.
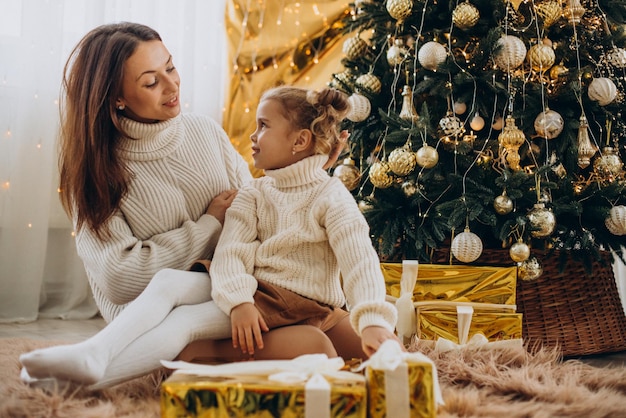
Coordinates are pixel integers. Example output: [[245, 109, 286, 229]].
[[382, 260, 523, 347], [160, 258, 522, 417]]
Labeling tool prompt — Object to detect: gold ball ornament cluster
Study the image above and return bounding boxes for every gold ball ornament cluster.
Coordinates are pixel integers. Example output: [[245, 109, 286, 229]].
[[342, 36, 368, 60], [606, 205, 626, 236], [518, 257, 543, 281], [527, 202, 556, 238], [369, 161, 394, 188], [388, 147, 417, 176], [356, 73, 382, 95], [536, 0, 562, 28], [451, 227, 483, 263], [333, 158, 362, 191], [527, 42, 555, 72], [452, 2, 480, 30], [386, 0, 413, 21]]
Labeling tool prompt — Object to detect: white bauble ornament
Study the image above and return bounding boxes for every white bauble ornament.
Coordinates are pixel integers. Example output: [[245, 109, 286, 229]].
[[387, 39, 408, 66], [439, 111, 464, 136], [451, 227, 483, 263], [347, 93, 371, 122], [415, 145, 439, 168], [606, 205, 626, 236], [534, 109, 564, 139], [607, 47, 626, 68], [493, 35, 527, 71], [356, 73, 382, 94], [588, 77, 617, 106], [418, 41, 447, 71]]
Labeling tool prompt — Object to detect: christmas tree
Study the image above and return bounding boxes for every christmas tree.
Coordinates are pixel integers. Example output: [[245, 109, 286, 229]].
[[330, 0, 626, 276]]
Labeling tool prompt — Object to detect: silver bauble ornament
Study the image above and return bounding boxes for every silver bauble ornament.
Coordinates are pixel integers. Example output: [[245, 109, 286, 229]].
[[518, 257, 543, 281], [369, 161, 394, 188], [333, 158, 361, 191], [418, 41, 447, 71], [493, 192, 513, 215], [388, 147, 417, 176], [534, 109, 564, 139], [527, 202, 556, 238], [509, 241, 530, 262], [588, 77, 617, 106], [415, 145, 439, 168], [387, 39, 408, 66], [451, 227, 483, 263]]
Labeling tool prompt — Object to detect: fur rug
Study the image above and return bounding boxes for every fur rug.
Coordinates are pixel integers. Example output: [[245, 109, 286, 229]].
[[1, 337, 626, 418]]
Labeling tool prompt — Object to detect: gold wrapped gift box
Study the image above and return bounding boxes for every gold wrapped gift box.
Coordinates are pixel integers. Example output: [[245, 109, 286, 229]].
[[161, 372, 367, 418], [381, 263, 517, 305], [415, 302, 522, 343], [366, 360, 437, 418]]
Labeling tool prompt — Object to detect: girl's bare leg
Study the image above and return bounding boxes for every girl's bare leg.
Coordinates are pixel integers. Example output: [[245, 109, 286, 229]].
[[324, 316, 367, 360]]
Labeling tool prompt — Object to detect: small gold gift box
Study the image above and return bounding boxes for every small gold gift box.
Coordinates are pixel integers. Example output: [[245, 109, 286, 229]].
[[416, 301, 523, 344], [160, 357, 367, 418], [381, 263, 518, 305]]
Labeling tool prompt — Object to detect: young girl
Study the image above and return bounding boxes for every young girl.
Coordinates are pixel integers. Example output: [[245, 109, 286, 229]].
[[19, 23, 344, 390], [209, 86, 400, 359]]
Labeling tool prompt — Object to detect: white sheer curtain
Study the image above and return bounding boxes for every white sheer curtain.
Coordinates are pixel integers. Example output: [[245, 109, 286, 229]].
[[0, 0, 228, 322]]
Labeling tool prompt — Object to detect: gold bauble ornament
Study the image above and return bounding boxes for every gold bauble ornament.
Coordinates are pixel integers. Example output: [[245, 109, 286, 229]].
[[333, 158, 362, 191], [493, 35, 527, 71], [369, 161, 394, 188], [498, 115, 526, 171], [527, 202, 556, 238], [415, 145, 439, 168], [536, 0, 562, 28], [342, 36, 368, 60], [518, 257, 543, 281], [549, 63, 569, 80], [330, 69, 354, 93], [605, 205, 626, 236], [527, 42, 555, 72], [493, 192, 513, 215], [418, 41, 447, 71], [347, 93, 371, 122], [356, 73, 382, 95], [470, 113, 485, 131], [451, 227, 483, 263], [564, 0, 585, 24], [534, 109, 564, 139], [452, 2, 480, 30], [577, 114, 596, 169], [588, 77, 618, 106], [593, 147, 623, 178], [388, 146, 417, 176], [509, 241, 530, 262], [386, 0, 413, 21]]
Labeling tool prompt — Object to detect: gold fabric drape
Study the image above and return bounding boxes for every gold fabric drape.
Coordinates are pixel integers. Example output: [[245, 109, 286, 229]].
[[223, 1, 350, 177]]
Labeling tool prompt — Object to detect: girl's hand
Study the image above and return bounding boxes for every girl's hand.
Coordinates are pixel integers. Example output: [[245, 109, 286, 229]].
[[360, 326, 405, 357], [206, 189, 238, 225], [229, 303, 269, 356], [323, 130, 350, 170]]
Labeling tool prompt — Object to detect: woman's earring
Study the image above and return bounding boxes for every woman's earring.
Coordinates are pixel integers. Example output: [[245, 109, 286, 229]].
[[292, 149, 297, 155], [117, 104, 125, 110]]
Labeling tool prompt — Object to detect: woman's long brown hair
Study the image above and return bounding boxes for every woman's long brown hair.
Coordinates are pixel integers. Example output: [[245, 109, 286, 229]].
[[58, 23, 161, 239]]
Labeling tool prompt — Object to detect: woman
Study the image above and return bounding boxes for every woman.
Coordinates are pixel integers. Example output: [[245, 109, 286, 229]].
[[20, 22, 341, 389]]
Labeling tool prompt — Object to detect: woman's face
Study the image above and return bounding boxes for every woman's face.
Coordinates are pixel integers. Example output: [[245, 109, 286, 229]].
[[117, 40, 181, 123]]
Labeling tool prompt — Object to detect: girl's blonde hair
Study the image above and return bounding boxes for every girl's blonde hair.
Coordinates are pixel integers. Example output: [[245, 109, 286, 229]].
[[260, 86, 350, 155]]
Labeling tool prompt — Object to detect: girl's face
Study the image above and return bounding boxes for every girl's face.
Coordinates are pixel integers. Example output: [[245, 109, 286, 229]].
[[251, 99, 308, 170], [117, 40, 180, 123]]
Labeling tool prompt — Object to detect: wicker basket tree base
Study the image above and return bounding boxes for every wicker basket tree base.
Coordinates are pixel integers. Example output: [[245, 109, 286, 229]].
[[430, 249, 626, 357]]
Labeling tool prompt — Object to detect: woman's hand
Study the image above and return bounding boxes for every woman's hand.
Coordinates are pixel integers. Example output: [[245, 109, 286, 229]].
[[323, 130, 350, 170], [360, 325, 405, 357], [229, 302, 269, 356], [206, 189, 238, 225]]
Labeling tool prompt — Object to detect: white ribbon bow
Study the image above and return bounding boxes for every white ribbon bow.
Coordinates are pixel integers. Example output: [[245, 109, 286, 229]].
[[162, 354, 363, 418], [357, 340, 444, 417], [394, 260, 419, 339]]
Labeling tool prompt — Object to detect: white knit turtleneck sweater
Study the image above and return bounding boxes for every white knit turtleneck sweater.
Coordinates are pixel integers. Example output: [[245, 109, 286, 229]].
[[210, 155, 397, 335], [76, 113, 252, 322]]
